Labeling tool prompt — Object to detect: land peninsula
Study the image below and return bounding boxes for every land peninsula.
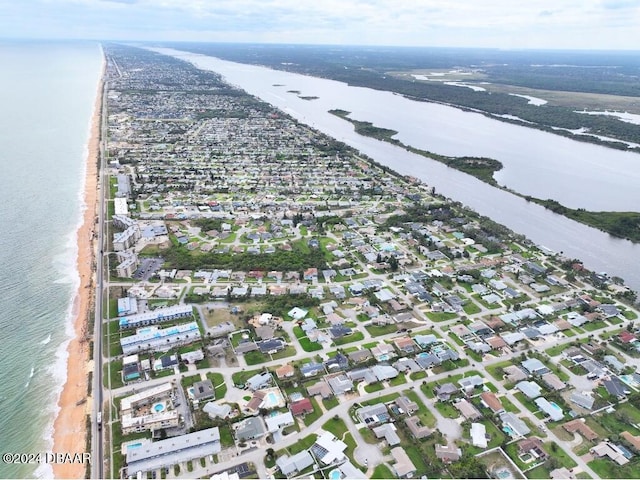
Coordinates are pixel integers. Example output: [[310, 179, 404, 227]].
[[90, 44, 640, 480]]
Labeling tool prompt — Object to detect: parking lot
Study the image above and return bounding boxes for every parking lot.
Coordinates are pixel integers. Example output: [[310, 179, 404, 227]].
[[133, 257, 164, 281]]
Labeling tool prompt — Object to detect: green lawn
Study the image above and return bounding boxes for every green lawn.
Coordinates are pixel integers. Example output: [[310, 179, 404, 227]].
[[361, 392, 400, 406], [485, 360, 512, 381], [322, 417, 348, 438], [389, 373, 407, 386], [359, 427, 378, 444], [405, 445, 430, 476], [298, 337, 323, 352], [426, 312, 458, 322], [371, 464, 395, 479], [206, 372, 227, 399], [463, 301, 481, 315], [244, 346, 297, 365], [403, 389, 437, 428], [500, 395, 519, 413], [514, 392, 539, 415], [365, 324, 398, 336], [323, 396, 340, 410], [365, 383, 384, 393], [286, 434, 317, 455], [231, 369, 263, 386], [420, 382, 435, 399], [219, 425, 234, 447], [333, 331, 365, 346], [410, 371, 427, 381], [583, 320, 608, 332], [545, 442, 577, 468], [434, 401, 459, 419], [588, 458, 640, 479]]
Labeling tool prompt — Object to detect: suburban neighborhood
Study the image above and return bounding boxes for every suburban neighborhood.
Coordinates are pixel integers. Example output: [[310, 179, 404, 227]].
[[99, 44, 640, 480]]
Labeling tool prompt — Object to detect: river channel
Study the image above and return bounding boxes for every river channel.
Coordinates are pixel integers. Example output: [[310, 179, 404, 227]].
[[155, 48, 640, 293]]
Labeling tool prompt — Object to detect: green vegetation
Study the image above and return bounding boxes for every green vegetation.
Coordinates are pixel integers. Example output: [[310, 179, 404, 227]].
[[231, 369, 263, 386], [434, 401, 459, 419], [525, 198, 640, 243], [322, 396, 340, 410], [333, 331, 365, 346], [365, 323, 398, 336], [364, 383, 384, 393], [361, 392, 400, 406], [589, 458, 640, 479], [372, 464, 395, 479], [206, 372, 227, 399], [322, 416, 348, 438]]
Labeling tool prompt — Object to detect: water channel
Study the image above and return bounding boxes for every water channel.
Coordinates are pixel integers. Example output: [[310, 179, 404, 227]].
[[155, 48, 640, 293]]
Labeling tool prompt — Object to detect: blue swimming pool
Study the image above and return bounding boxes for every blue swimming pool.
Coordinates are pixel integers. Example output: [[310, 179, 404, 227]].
[[329, 469, 341, 480], [550, 401, 562, 411]]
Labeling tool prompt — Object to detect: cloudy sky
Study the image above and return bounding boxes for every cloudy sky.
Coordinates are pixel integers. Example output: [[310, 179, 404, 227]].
[[1, 0, 639, 50]]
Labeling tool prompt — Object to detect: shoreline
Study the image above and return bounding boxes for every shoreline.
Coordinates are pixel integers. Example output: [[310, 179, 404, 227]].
[[51, 62, 104, 479]]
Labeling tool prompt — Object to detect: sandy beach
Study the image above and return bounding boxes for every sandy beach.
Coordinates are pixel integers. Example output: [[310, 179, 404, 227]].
[[51, 71, 103, 479]]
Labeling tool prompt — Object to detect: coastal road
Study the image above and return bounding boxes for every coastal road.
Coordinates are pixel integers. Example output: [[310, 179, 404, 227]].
[[91, 69, 109, 480]]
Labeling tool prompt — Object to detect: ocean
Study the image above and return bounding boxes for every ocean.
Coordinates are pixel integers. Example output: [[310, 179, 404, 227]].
[[0, 40, 103, 479]]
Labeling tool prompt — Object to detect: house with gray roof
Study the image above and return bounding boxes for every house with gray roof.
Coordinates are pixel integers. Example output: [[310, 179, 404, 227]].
[[416, 353, 440, 369], [203, 402, 231, 419], [246, 372, 272, 391], [192, 379, 215, 402], [499, 412, 531, 438], [521, 358, 549, 376], [535, 397, 564, 421], [604, 355, 625, 373], [396, 396, 419, 415], [300, 362, 324, 377], [372, 365, 399, 381], [373, 423, 401, 446], [276, 450, 315, 477], [357, 403, 389, 425], [459, 375, 484, 392], [327, 374, 354, 395], [435, 383, 458, 401], [393, 358, 421, 374], [516, 381, 542, 399], [348, 349, 372, 364], [126, 427, 220, 474], [347, 368, 377, 384], [265, 411, 294, 433], [570, 391, 595, 410], [235, 416, 267, 442], [414, 334, 437, 347], [603, 378, 630, 398]]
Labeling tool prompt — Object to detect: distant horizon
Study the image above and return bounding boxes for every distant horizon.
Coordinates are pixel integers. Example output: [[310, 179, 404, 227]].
[[3, 37, 640, 54], [1, 1, 639, 51]]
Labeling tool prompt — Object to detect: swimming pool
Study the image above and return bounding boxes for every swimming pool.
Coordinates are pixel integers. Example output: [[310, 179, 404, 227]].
[[329, 469, 341, 480], [153, 402, 166, 413], [129, 442, 142, 449], [496, 468, 511, 479], [378, 354, 390, 361], [502, 426, 514, 436], [550, 402, 562, 411]]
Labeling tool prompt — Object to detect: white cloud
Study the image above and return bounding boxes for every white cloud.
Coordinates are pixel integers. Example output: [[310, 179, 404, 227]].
[[0, 0, 638, 49]]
